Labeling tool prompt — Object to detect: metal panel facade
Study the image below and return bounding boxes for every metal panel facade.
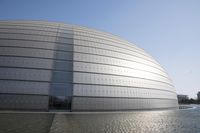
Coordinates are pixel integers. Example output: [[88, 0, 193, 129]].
[[0, 21, 74, 110], [0, 21, 178, 111]]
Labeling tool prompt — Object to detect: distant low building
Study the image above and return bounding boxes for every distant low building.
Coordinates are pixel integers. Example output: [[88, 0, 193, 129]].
[[197, 92, 200, 101], [177, 94, 189, 103]]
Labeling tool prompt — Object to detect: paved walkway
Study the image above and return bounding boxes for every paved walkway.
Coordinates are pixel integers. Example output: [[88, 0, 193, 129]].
[[49, 114, 69, 133]]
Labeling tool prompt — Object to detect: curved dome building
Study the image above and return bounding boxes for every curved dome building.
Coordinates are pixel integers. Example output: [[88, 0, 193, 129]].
[[0, 20, 178, 111]]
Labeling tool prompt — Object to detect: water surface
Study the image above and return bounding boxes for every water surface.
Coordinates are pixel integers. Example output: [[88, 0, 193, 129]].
[[0, 106, 200, 133]]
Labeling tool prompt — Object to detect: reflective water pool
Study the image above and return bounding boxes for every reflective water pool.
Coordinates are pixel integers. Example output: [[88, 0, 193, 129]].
[[0, 106, 200, 133]]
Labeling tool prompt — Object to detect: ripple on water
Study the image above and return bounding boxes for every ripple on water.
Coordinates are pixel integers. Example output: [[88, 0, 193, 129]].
[[0, 107, 200, 133]]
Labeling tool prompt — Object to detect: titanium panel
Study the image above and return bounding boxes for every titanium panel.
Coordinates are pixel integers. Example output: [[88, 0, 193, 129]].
[[0, 94, 48, 110], [0, 20, 178, 111], [72, 97, 177, 111]]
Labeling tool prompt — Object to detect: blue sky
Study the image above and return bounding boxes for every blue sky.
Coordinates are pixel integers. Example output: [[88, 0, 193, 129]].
[[0, 0, 200, 98]]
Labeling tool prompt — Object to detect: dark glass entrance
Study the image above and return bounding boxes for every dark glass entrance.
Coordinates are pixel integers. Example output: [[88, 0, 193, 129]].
[[48, 28, 74, 111], [48, 74, 73, 110], [49, 95, 72, 110], [49, 82, 73, 110]]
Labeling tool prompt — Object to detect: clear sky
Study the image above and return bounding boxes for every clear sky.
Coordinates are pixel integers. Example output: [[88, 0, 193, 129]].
[[0, 0, 200, 98]]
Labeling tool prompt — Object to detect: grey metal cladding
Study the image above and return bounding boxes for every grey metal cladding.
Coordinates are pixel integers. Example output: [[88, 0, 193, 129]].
[[73, 72, 174, 92], [0, 21, 61, 110], [73, 53, 168, 77], [72, 97, 178, 111], [0, 39, 56, 49], [0, 94, 49, 110], [73, 62, 171, 83], [73, 84, 177, 99], [70, 21, 178, 111], [0, 33, 57, 42], [73, 45, 165, 73], [0, 20, 178, 111], [73, 39, 158, 65], [0, 68, 52, 81], [0, 80, 49, 95], [0, 47, 55, 58]]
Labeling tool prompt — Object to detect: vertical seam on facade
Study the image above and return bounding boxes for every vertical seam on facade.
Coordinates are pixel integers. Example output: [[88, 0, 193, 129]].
[[48, 23, 61, 110], [71, 26, 75, 111]]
